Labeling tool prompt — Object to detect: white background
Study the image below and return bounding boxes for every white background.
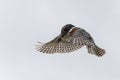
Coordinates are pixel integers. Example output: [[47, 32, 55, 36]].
[[0, 0, 120, 80]]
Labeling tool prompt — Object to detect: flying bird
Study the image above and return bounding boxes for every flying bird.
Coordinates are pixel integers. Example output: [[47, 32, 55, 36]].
[[36, 24, 105, 57]]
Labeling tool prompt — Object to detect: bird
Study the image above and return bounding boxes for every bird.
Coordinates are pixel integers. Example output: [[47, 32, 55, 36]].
[[36, 24, 105, 57]]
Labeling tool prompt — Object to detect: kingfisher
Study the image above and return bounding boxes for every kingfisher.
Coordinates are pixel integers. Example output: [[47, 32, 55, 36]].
[[36, 24, 105, 57]]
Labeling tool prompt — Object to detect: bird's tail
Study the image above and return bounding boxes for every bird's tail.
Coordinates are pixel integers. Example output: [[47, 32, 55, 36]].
[[87, 45, 105, 57]]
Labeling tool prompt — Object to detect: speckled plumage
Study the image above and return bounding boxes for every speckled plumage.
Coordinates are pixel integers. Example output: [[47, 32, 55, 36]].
[[36, 24, 105, 57]]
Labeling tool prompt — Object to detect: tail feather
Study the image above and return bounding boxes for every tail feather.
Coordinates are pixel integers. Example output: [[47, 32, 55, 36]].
[[87, 45, 105, 57]]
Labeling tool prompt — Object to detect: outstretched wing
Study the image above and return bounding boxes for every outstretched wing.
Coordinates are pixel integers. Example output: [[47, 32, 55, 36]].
[[36, 35, 82, 53]]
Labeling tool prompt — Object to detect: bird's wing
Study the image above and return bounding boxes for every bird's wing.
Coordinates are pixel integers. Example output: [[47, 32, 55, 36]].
[[64, 28, 95, 46], [36, 28, 95, 54], [63, 28, 106, 57], [36, 35, 82, 53]]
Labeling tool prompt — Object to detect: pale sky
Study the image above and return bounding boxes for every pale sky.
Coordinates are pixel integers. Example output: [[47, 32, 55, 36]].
[[0, 0, 120, 80]]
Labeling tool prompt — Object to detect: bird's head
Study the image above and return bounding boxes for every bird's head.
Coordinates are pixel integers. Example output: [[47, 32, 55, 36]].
[[61, 24, 75, 37]]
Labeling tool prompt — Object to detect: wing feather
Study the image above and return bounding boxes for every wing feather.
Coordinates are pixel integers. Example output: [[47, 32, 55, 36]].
[[37, 39, 82, 53]]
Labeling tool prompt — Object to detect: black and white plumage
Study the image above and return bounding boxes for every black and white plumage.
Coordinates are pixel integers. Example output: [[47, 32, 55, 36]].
[[36, 24, 105, 57]]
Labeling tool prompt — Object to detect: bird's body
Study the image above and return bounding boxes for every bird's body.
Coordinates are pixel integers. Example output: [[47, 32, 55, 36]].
[[36, 24, 105, 57]]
